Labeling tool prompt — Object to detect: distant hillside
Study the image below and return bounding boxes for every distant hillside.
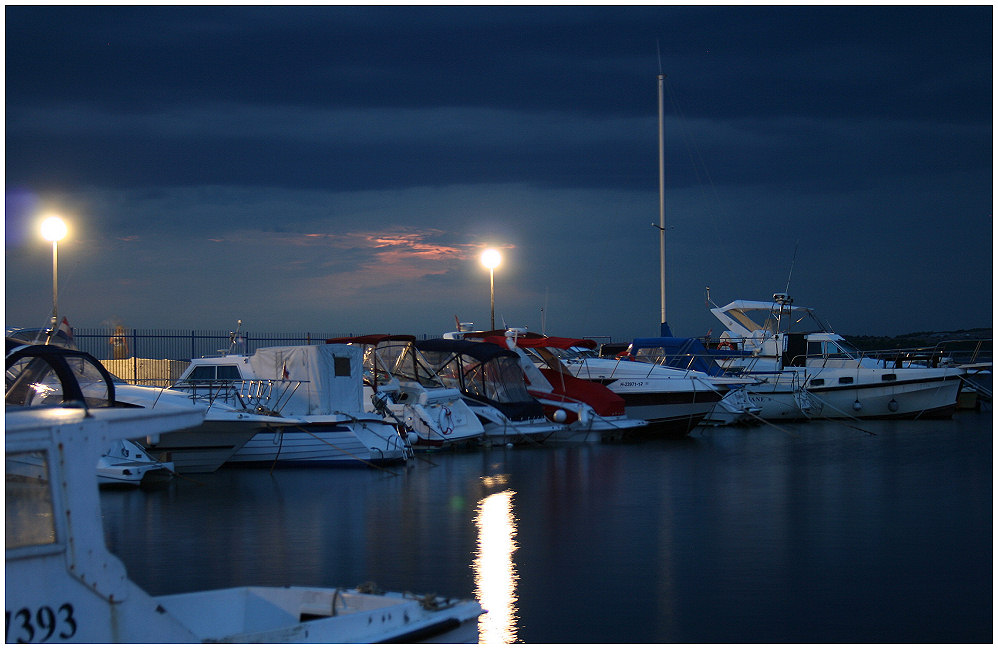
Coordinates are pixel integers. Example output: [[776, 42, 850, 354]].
[[843, 328, 992, 351]]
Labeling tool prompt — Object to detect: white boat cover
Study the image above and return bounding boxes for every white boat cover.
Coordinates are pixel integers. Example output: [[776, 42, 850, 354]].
[[248, 344, 364, 416]]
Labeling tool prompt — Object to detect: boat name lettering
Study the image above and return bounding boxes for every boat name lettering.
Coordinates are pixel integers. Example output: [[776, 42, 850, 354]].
[[5, 604, 77, 643]]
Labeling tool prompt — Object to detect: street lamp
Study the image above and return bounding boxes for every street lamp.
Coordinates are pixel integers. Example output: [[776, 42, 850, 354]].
[[481, 249, 501, 330], [40, 215, 68, 334]]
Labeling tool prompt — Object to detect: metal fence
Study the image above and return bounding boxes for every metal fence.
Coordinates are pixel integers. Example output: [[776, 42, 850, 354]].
[[71, 328, 355, 386]]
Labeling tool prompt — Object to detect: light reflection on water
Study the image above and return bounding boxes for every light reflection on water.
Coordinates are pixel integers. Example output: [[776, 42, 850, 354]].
[[473, 477, 518, 644], [99, 414, 992, 643]]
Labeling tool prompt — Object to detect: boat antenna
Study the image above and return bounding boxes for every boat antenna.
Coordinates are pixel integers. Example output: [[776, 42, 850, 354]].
[[784, 241, 799, 297], [227, 319, 244, 355]]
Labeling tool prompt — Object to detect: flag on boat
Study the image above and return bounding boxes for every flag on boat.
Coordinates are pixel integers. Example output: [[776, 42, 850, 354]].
[[57, 317, 74, 346]]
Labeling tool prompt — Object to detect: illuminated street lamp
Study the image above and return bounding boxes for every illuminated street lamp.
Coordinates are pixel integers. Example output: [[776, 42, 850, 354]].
[[481, 249, 502, 330], [40, 215, 68, 333]]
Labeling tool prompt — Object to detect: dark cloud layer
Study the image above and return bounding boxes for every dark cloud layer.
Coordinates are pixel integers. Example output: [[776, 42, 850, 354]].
[[5, 6, 992, 339]]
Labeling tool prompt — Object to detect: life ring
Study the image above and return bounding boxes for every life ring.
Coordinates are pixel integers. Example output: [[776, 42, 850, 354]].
[[718, 341, 735, 351], [438, 406, 454, 435]]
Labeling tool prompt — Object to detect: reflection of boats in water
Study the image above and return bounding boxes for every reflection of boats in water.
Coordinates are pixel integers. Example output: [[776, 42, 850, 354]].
[[5, 342, 484, 643], [172, 344, 411, 466], [326, 334, 486, 449], [708, 295, 965, 420]]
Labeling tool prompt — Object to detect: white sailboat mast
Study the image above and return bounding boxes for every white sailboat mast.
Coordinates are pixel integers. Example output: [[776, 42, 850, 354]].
[[658, 72, 668, 334]]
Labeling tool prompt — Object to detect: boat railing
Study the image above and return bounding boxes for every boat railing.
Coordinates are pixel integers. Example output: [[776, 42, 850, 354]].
[[850, 339, 992, 370], [176, 379, 305, 416]]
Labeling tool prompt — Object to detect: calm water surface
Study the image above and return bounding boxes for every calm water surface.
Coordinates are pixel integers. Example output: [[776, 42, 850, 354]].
[[101, 411, 992, 643]]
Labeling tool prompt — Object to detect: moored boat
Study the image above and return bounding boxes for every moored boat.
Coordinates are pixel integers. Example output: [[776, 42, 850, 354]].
[[496, 334, 724, 436], [97, 438, 175, 488], [172, 343, 411, 466], [5, 342, 484, 643], [448, 328, 650, 441], [709, 294, 965, 420], [326, 334, 486, 449], [409, 338, 565, 444]]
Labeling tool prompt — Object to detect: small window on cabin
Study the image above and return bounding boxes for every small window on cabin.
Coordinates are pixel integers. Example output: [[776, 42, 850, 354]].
[[807, 342, 823, 357], [6, 452, 57, 549], [188, 366, 216, 382], [216, 366, 241, 381], [809, 378, 824, 387], [838, 376, 854, 384], [882, 374, 897, 382], [334, 357, 352, 377]]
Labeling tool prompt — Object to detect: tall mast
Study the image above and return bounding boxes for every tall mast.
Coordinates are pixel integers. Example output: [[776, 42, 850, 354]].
[[658, 72, 671, 337]]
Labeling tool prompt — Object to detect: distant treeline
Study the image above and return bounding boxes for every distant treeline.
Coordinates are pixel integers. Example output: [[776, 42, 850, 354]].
[[843, 328, 992, 351]]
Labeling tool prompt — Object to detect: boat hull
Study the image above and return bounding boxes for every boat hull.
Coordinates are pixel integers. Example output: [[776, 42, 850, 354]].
[[140, 419, 263, 473], [746, 370, 963, 420], [227, 420, 408, 466]]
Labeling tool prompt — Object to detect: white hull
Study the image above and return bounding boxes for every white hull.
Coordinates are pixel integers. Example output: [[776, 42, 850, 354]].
[[228, 418, 408, 466], [746, 369, 963, 420], [467, 403, 564, 443], [542, 413, 649, 442], [97, 440, 175, 488]]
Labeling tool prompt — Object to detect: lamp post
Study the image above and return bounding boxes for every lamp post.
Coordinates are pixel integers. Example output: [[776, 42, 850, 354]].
[[40, 215, 68, 334], [481, 249, 501, 330]]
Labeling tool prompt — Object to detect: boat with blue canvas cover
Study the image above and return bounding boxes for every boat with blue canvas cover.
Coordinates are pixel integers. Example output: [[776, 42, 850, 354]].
[[620, 336, 762, 425], [5, 342, 484, 643]]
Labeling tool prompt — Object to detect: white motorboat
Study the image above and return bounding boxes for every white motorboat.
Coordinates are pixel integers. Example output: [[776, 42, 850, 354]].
[[508, 335, 725, 436], [97, 438, 175, 488], [616, 337, 763, 426], [5, 343, 484, 643], [408, 338, 566, 444], [326, 334, 486, 449], [113, 382, 299, 473], [172, 343, 411, 466], [709, 294, 965, 420], [446, 329, 650, 442]]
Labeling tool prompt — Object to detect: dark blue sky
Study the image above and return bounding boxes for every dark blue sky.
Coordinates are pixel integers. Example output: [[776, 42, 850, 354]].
[[5, 5, 993, 339]]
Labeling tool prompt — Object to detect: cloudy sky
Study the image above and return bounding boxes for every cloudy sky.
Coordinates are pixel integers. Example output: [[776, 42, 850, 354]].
[[5, 5, 992, 340]]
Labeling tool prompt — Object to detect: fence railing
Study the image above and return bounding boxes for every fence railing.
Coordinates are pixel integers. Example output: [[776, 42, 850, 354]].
[[8, 326, 628, 387], [71, 328, 355, 386]]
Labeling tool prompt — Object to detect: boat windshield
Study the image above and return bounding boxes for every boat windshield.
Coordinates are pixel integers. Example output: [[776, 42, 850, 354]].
[[6, 353, 112, 408], [463, 356, 534, 404]]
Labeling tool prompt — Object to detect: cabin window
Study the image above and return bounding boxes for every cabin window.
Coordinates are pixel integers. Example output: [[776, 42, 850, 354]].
[[882, 374, 897, 382], [6, 452, 57, 549], [334, 357, 352, 377], [809, 378, 824, 387], [807, 341, 823, 357], [838, 376, 854, 384], [216, 365, 241, 380], [187, 366, 216, 382]]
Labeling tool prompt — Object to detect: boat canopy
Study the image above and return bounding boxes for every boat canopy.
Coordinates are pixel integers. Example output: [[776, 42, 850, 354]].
[[711, 298, 832, 337], [412, 339, 543, 421], [247, 344, 364, 416], [325, 334, 416, 389], [626, 337, 739, 377]]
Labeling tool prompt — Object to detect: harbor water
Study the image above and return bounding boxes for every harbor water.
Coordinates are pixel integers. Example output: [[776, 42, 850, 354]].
[[100, 410, 992, 644]]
